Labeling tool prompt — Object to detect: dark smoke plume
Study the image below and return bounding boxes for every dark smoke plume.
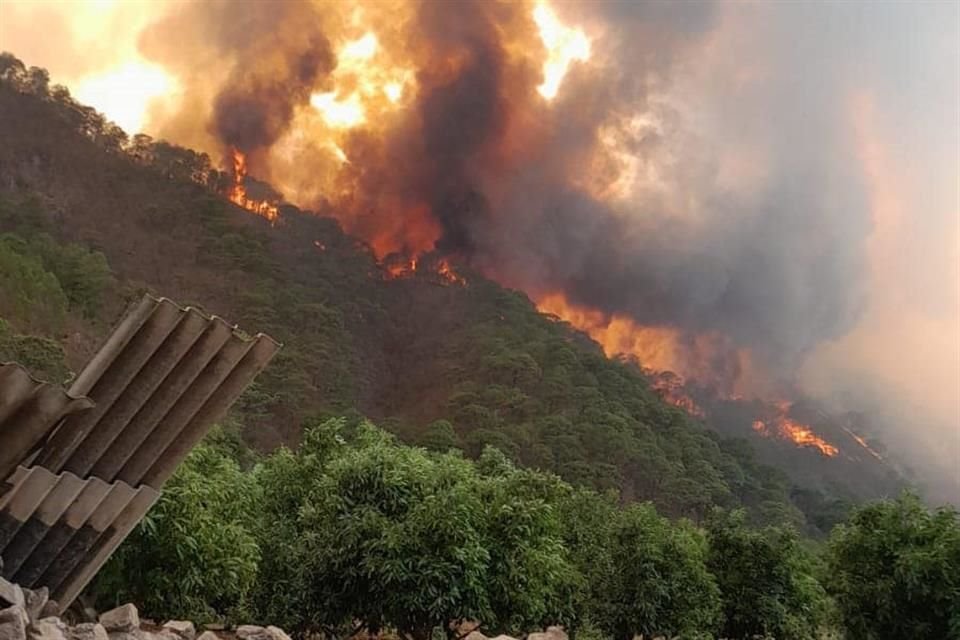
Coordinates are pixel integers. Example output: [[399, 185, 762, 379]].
[[213, 35, 334, 155], [129, 0, 957, 485]]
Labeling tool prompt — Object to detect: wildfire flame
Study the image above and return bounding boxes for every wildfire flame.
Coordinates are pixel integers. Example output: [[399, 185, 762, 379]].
[[227, 149, 279, 222], [648, 371, 706, 418], [533, 3, 591, 100], [539, 292, 848, 457], [381, 254, 466, 287], [751, 402, 840, 457]]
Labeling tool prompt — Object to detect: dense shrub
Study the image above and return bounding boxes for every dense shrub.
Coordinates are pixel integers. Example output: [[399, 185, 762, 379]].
[[825, 493, 960, 640]]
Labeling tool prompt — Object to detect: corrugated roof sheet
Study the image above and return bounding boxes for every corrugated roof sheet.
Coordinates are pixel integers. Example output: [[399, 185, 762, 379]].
[[0, 465, 158, 606], [1, 294, 279, 611], [0, 364, 94, 483], [35, 295, 280, 487]]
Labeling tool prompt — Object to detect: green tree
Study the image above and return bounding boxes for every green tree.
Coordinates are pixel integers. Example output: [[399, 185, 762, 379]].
[[599, 504, 721, 640], [706, 509, 829, 640], [825, 493, 960, 640], [474, 447, 579, 634], [0, 234, 68, 333], [0, 319, 69, 381], [94, 441, 261, 623], [420, 419, 462, 452]]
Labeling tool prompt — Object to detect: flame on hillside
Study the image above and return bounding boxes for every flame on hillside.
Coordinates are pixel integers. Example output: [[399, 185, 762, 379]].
[[648, 371, 706, 418], [382, 254, 467, 286], [539, 292, 851, 458], [227, 149, 278, 222], [752, 403, 840, 458]]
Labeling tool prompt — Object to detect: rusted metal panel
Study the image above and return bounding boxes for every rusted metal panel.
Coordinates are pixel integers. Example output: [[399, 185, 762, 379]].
[[0, 365, 94, 482]]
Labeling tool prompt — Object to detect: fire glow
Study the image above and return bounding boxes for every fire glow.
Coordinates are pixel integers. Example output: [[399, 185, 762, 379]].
[[752, 417, 840, 458], [382, 254, 467, 287], [227, 149, 278, 222], [539, 293, 846, 458]]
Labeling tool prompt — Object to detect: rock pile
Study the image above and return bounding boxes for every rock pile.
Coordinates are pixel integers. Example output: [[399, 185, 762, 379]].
[[0, 579, 290, 640]]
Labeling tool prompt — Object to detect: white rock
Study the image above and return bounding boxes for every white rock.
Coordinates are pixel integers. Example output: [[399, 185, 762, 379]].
[[464, 631, 487, 640], [68, 623, 108, 640], [27, 617, 67, 640], [160, 622, 194, 640], [0, 580, 24, 610], [234, 627, 270, 640], [98, 606, 138, 634], [195, 632, 219, 640], [22, 589, 48, 624], [0, 605, 28, 640], [265, 627, 289, 640]]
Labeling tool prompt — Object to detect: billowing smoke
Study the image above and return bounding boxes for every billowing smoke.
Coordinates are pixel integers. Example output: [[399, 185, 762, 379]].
[[0, 0, 956, 493]]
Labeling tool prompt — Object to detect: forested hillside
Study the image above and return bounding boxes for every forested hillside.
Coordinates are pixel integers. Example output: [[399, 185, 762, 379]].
[[0, 53, 896, 535], [2, 52, 959, 640]]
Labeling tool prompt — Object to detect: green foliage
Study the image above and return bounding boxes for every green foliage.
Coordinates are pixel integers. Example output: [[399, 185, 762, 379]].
[[0, 318, 70, 381], [706, 509, 829, 640], [253, 420, 575, 638], [94, 441, 261, 623], [598, 505, 721, 640], [32, 235, 113, 317], [0, 198, 113, 321], [825, 493, 960, 640], [0, 234, 68, 333], [420, 419, 462, 452]]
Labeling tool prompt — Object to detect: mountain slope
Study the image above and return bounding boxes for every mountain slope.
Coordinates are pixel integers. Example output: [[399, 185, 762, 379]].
[[0, 55, 904, 532]]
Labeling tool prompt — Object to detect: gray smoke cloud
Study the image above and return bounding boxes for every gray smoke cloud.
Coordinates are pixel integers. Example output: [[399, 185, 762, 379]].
[[2, 0, 953, 495]]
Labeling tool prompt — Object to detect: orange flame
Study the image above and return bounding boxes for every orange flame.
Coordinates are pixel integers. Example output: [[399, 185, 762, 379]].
[[648, 371, 706, 417], [381, 254, 466, 286], [752, 402, 840, 457], [228, 148, 279, 222]]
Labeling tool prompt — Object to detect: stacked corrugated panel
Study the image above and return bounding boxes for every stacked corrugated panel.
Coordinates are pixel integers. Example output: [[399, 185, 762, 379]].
[[0, 295, 279, 610]]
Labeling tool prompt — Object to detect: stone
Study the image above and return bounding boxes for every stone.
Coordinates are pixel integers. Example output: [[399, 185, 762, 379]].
[[68, 623, 108, 640], [27, 617, 67, 640], [160, 623, 194, 640], [22, 589, 48, 623], [98, 606, 138, 634], [0, 579, 24, 610], [0, 605, 29, 640], [195, 633, 219, 640], [265, 627, 290, 640], [527, 628, 567, 640], [464, 631, 487, 640], [35, 606, 56, 624], [488, 635, 517, 640], [234, 627, 271, 640]]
